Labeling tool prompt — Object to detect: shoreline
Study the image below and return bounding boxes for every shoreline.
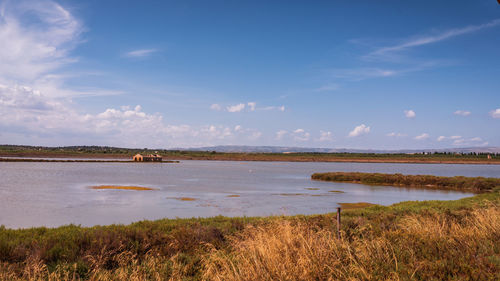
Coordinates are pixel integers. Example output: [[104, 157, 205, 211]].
[[0, 157, 179, 163], [1, 153, 499, 164]]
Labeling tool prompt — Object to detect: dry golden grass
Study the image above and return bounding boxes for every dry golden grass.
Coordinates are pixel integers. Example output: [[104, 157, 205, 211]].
[[202, 206, 500, 281], [0, 206, 499, 280], [91, 185, 156, 191]]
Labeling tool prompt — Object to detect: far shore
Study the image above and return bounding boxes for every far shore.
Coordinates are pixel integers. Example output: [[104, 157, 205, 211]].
[[1, 152, 499, 164]]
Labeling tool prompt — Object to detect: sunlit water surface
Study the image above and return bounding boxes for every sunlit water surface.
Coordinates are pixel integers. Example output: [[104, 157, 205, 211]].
[[1, 160, 498, 228]]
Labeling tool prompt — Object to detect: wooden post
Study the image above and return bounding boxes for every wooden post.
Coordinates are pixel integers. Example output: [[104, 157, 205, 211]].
[[336, 207, 341, 239]]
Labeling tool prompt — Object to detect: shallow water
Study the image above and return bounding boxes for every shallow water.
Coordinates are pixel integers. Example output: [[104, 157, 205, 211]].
[[0, 160, 498, 228]]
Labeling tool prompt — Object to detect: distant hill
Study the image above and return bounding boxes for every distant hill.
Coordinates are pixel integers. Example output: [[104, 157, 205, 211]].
[[181, 145, 500, 154]]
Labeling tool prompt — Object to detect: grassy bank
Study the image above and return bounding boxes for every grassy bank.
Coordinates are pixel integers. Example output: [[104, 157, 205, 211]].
[[0, 175, 499, 280], [312, 172, 500, 193], [0, 158, 179, 163], [1, 145, 499, 164]]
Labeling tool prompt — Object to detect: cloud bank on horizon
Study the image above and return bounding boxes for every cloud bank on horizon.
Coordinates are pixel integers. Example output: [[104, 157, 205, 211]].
[[0, 0, 498, 149]]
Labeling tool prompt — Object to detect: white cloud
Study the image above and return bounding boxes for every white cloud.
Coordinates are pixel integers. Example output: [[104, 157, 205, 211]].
[[125, 49, 157, 58], [318, 131, 333, 142], [292, 129, 310, 142], [260, 105, 285, 112], [490, 108, 500, 118], [348, 124, 370, 137], [226, 103, 246, 113], [404, 109, 416, 118], [247, 102, 256, 111], [387, 132, 407, 137], [210, 103, 222, 111], [454, 110, 471, 116], [414, 133, 429, 140], [0, 84, 266, 147], [437, 135, 462, 142]]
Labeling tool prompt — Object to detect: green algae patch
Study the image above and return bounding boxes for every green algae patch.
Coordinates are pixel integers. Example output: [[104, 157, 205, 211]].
[[328, 190, 345, 193], [91, 185, 156, 191], [338, 202, 376, 209]]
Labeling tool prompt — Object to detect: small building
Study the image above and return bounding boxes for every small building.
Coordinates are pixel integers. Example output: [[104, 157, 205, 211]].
[[487, 154, 492, 160], [133, 153, 162, 162]]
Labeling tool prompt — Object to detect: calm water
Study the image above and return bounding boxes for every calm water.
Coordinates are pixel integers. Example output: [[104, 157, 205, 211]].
[[0, 160, 498, 228]]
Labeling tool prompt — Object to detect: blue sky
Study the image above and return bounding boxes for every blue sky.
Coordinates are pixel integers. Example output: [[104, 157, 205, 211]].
[[0, 0, 499, 149]]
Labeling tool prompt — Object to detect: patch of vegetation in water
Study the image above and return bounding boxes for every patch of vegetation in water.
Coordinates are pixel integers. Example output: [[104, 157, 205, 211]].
[[328, 190, 345, 193], [305, 187, 320, 190], [91, 185, 156, 191], [226, 195, 240, 197], [168, 197, 197, 201], [274, 193, 308, 196], [338, 202, 376, 209], [312, 172, 500, 192]]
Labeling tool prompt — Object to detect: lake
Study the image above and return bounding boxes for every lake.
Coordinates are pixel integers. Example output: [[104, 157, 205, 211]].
[[1, 160, 498, 228]]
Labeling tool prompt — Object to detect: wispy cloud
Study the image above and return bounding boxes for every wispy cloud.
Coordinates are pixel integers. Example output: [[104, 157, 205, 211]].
[[454, 110, 471, 116], [0, 0, 127, 103], [414, 133, 429, 140], [125, 49, 157, 58], [214, 102, 285, 113], [275, 130, 287, 140], [317, 130, 333, 142], [210, 103, 222, 111], [369, 19, 500, 58], [387, 132, 407, 137], [330, 19, 500, 83], [260, 105, 285, 112], [0, 0, 82, 88], [315, 84, 339, 92], [247, 102, 256, 111]]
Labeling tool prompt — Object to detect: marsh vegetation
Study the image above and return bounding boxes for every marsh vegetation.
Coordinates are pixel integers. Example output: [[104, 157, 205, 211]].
[[0, 173, 498, 280]]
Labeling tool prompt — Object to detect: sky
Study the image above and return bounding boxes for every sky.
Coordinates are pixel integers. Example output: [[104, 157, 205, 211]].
[[0, 0, 499, 149]]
